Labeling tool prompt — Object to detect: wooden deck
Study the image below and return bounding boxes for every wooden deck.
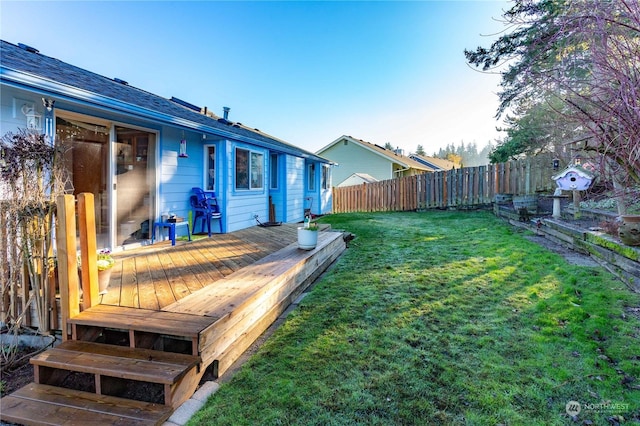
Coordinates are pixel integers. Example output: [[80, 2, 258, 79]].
[[1, 223, 347, 425], [102, 223, 302, 310]]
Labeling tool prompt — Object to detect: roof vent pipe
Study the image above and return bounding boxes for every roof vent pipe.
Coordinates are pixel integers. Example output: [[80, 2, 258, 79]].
[[223, 107, 230, 120], [18, 43, 39, 53]]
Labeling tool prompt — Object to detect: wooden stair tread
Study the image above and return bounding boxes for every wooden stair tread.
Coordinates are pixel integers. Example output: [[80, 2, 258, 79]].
[[31, 341, 200, 385], [0, 383, 172, 425], [69, 305, 213, 337]]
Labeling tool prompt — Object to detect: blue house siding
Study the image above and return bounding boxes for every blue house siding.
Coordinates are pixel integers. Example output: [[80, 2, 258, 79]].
[[0, 86, 39, 134], [157, 128, 207, 223]]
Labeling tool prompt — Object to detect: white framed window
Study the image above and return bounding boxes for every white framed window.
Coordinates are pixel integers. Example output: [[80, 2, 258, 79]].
[[307, 163, 315, 191], [205, 145, 215, 191], [322, 164, 330, 189], [235, 147, 264, 190]]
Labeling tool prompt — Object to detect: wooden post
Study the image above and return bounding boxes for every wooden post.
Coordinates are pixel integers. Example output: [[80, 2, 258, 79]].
[[78, 193, 99, 309], [269, 196, 276, 223], [573, 190, 581, 219], [524, 160, 535, 194], [55, 194, 80, 340]]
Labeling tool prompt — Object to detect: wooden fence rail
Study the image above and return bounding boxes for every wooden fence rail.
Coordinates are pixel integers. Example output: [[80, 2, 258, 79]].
[[332, 157, 557, 213]]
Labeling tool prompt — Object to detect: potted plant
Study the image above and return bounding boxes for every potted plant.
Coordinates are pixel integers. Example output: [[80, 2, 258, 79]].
[[297, 220, 318, 250], [96, 249, 115, 294]]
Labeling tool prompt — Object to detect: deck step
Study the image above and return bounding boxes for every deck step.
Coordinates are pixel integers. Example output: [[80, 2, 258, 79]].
[[69, 305, 214, 356], [31, 341, 201, 407], [0, 383, 173, 426]]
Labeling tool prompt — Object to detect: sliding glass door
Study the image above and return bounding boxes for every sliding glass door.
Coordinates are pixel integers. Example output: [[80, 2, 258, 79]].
[[56, 115, 156, 249], [114, 126, 155, 246], [56, 115, 111, 248]]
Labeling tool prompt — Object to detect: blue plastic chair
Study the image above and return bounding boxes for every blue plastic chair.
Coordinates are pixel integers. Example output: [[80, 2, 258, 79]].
[[190, 187, 222, 236]]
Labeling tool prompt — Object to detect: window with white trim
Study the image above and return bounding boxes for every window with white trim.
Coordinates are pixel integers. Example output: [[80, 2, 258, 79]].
[[307, 163, 315, 191], [322, 164, 330, 189], [206, 145, 215, 191], [235, 147, 264, 190]]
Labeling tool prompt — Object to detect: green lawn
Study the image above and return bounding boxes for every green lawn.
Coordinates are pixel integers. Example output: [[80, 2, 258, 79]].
[[189, 211, 640, 425]]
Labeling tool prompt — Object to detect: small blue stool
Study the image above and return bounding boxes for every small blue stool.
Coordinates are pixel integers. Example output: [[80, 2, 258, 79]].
[[152, 221, 191, 246]]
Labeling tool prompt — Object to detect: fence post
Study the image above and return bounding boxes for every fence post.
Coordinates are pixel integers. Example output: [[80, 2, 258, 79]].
[[478, 166, 483, 204], [55, 194, 80, 341], [78, 193, 99, 309], [525, 159, 532, 194]]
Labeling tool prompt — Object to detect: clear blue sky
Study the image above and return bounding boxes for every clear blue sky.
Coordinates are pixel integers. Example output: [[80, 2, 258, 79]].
[[1, 1, 510, 155]]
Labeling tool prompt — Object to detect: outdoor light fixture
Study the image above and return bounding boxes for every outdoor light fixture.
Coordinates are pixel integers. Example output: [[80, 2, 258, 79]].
[[552, 158, 559, 170], [42, 98, 55, 111], [21, 103, 42, 130], [179, 137, 188, 158]]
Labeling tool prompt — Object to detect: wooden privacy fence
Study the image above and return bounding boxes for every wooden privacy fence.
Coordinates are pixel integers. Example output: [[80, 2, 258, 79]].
[[332, 157, 557, 213]]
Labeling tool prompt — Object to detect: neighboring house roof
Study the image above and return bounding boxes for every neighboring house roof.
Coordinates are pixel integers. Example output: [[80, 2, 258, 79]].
[[409, 154, 457, 171], [317, 135, 432, 172], [0, 40, 329, 164], [337, 173, 379, 187]]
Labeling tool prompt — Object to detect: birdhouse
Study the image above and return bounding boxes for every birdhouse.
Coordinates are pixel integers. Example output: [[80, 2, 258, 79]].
[[552, 165, 595, 191]]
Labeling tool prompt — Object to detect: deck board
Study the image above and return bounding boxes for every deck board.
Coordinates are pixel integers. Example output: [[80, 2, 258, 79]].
[[70, 305, 213, 337], [162, 231, 341, 318], [136, 257, 160, 311], [1, 383, 172, 426], [32, 341, 200, 384], [120, 257, 139, 308], [100, 224, 302, 310]]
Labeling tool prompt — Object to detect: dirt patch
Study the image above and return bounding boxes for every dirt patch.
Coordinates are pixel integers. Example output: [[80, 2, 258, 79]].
[[524, 234, 601, 267], [1, 346, 38, 397]]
